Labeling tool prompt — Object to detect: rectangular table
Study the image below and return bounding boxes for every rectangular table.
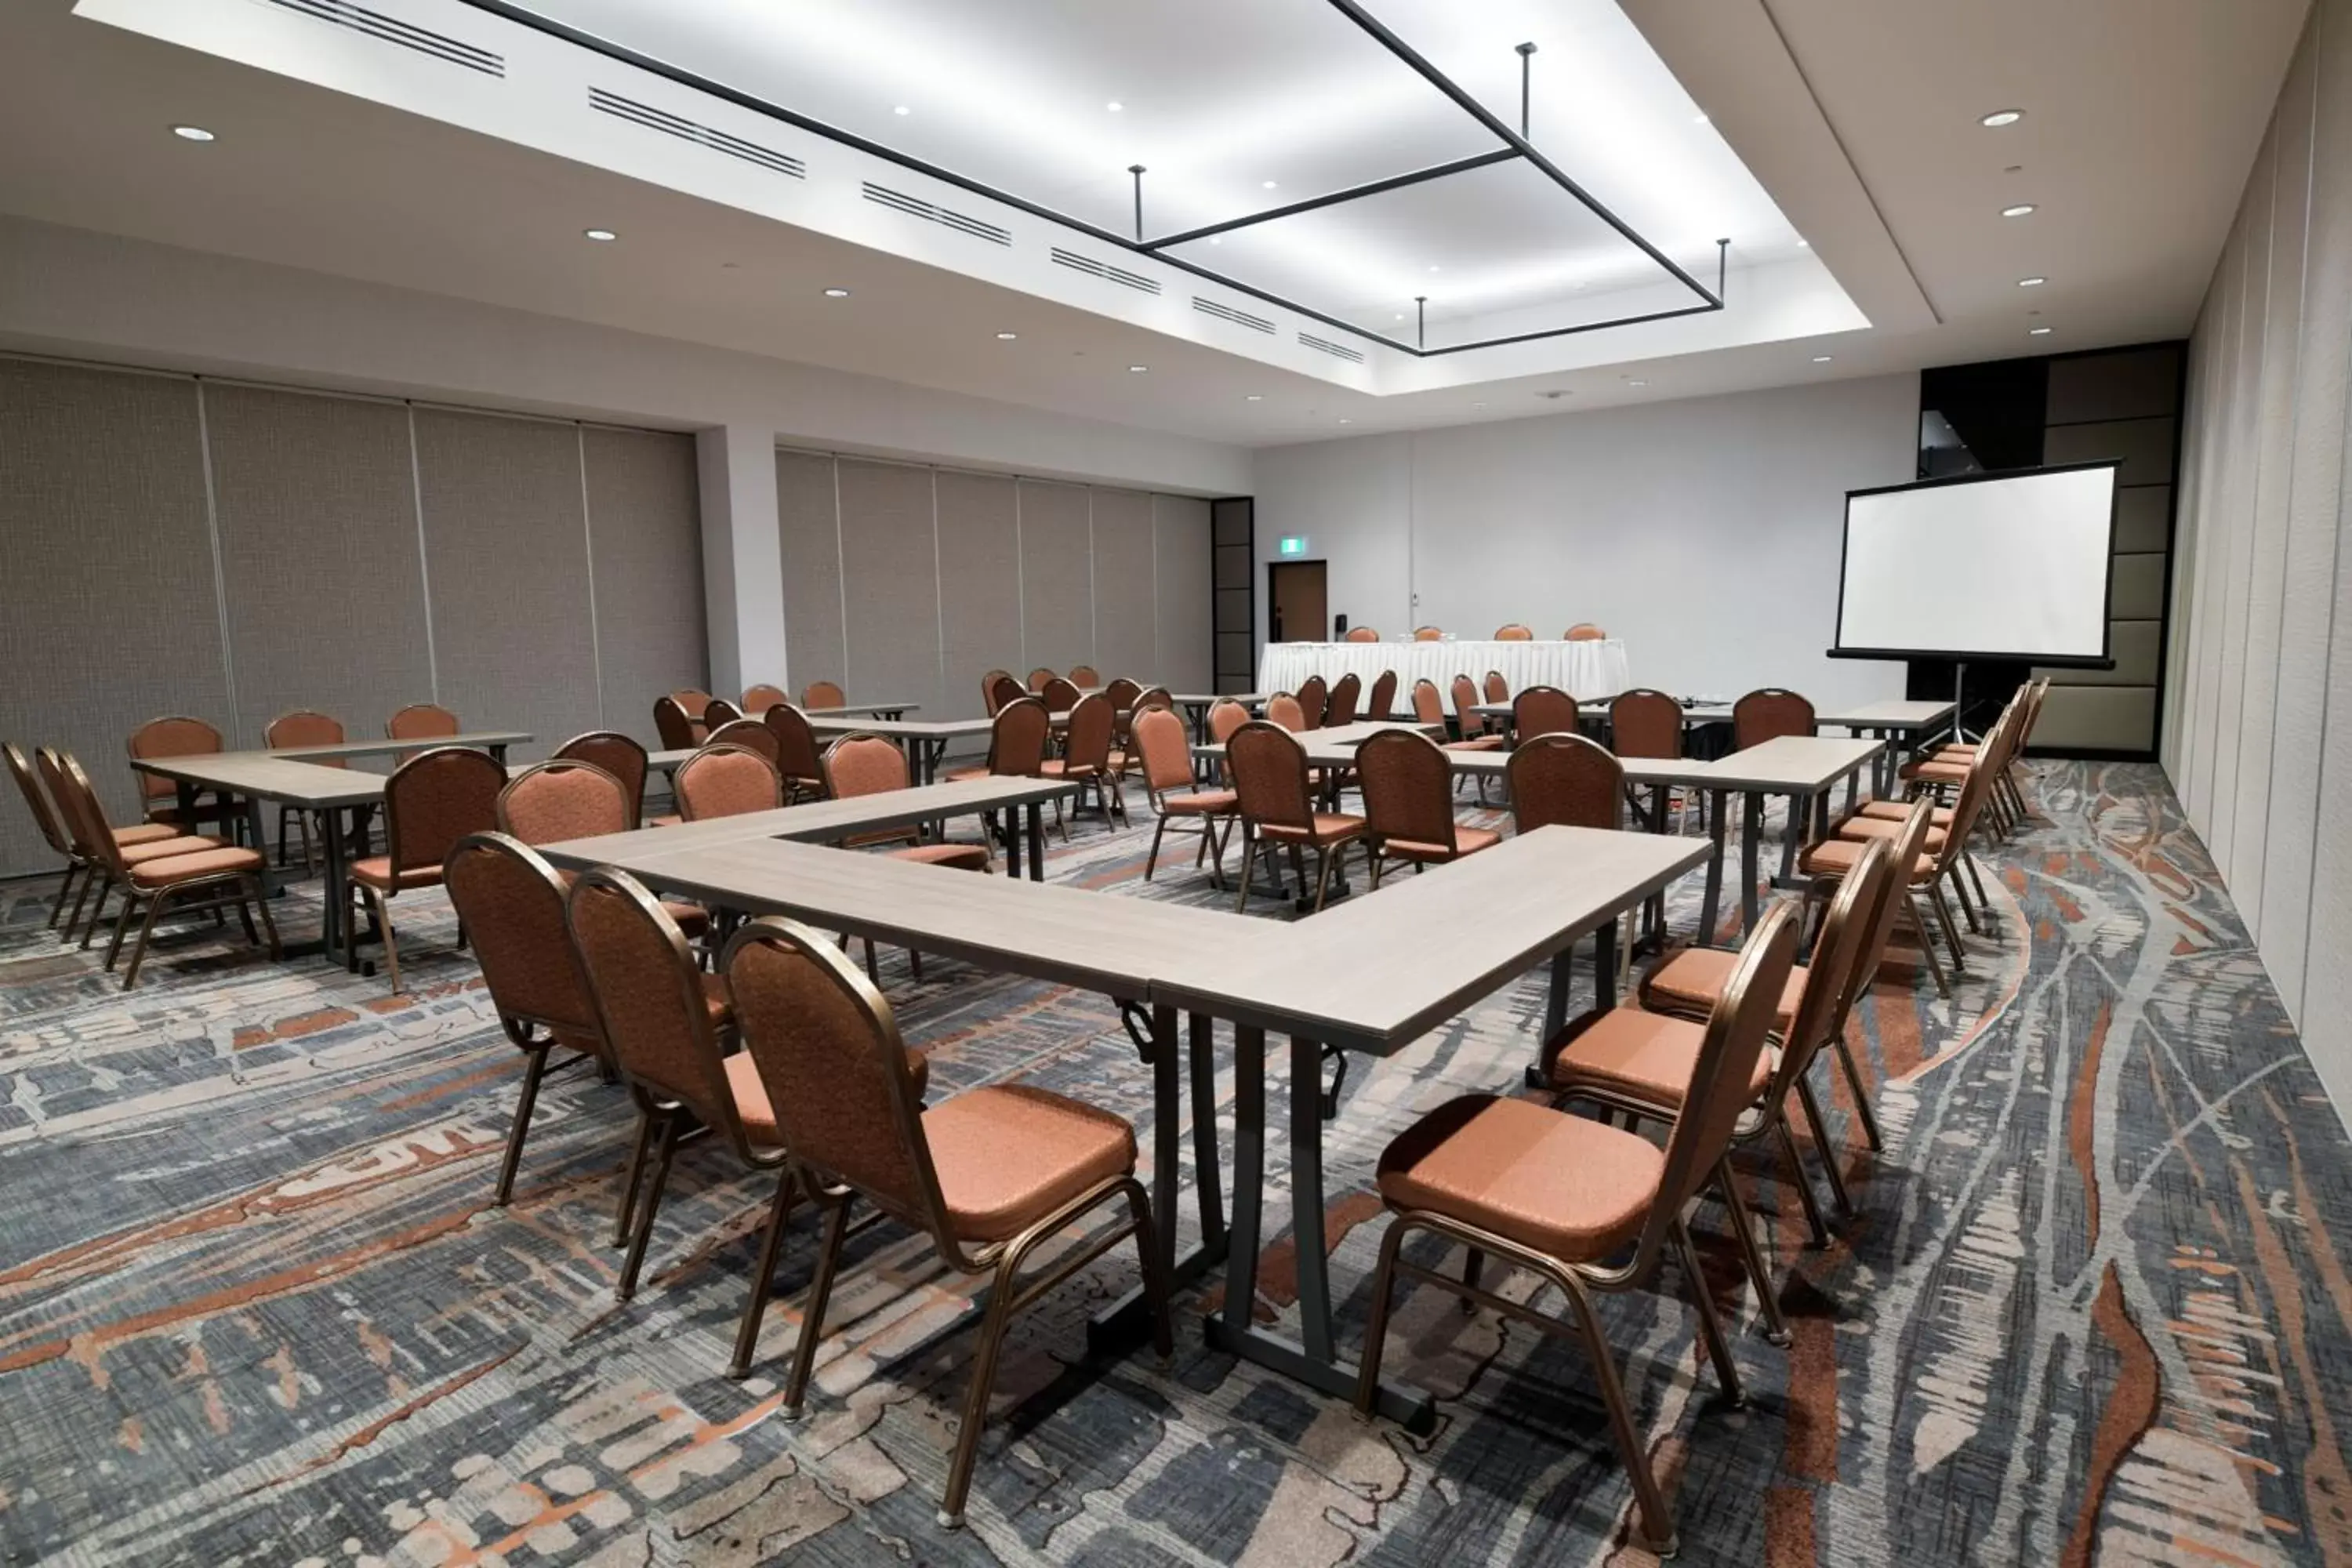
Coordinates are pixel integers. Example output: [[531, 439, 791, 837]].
[[800, 718, 995, 783], [260, 730, 530, 764], [1816, 700, 1955, 795], [802, 701, 921, 721], [1148, 825, 1709, 1428], [1259, 639, 1632, 704]]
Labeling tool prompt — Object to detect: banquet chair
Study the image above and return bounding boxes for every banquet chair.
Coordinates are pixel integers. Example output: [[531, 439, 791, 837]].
[[1027, 667, 1058, 692], [800, 680, 847, 711], [979, 670, 1014, 715], [742, 684, 787, 715], [1355, 902, 1799, 1558], [39, 746, 221, 943], [1069, 664, 1102, 688], [6, 741, 178, 934], [652, 695, 699, 751], [47, 750, 276, 989], [387, 703, 461, 766], [705, 717, 782, 768], [1227, 720, 1366, 913], [1133, 706, 1236, 887], [1324, 671, 1362, 726], [674, 744, 782, 822], [1512, 684, 1581, 742], [985, 672, 1027, 716], [1112, 685, 1170, 778], [1357, 729, 1497, 887], [1413, 626, 1446, 641], [1610, 688, 1692, 831], [1041, 677, 1084, 720], [349, 746, 503, 995], [944, 694, 1054, 839], [761, 703, 830, 801], [1732, 688, 1815, 749], [1265, 692, 1306, 733], [1483, 670, 1511, 704], [264, 709, 346, 872], [1507, 733, 1622, 832], [1102, 675, 1145, 717], [670, 689, 714, 734], [1366, 669, 1398, 722], [703, 698, 746, 731], [719, 917, 1162, 1525], [1802, 745, 1997, 993], [1564, 622, 1607, 641], [1296, 673, 1328, 729], [554, 731, 651, 825], [126, 714, 238, 837], [1345, 626, 1381, 643], [824, 734, 992, 980], [499, 759, 713, 949], [1494, 623, 1535, 641], [1041, 692, 1123, 827]]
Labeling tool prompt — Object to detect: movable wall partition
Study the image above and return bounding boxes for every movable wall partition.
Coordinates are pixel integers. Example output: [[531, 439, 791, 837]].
[[772, 448, 1216, 726], [0, 354, 706, 878]]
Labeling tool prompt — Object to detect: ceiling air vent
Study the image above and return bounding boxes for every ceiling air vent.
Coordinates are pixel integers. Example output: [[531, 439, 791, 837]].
[[258, 0, 503, 76], [862, 183, 1011, 246], [1298, 332, 1368, 365], [1051, 249, 1164, 296], [589, 89, 804, 178], [1193, 297, 1275, 334]]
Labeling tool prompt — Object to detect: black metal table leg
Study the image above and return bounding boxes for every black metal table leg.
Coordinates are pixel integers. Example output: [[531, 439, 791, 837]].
[[491, 743, 510, 765], [1741, 792, 1765, 935], [1594, 917, 1619, 1009], [1004, 810, 1023, 879], [1091, 1005, 1229, 1352], [1698, 787, 1730, 942], [1187, 1013, 1227, 1252], [244, 795, 280, 898], [1026, 801, 1045, 880], [1529, 944, 1576, 1087]]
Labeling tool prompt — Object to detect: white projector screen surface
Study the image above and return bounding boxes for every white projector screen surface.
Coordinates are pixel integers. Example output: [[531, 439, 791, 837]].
[[1835, 465, 2118, 662]]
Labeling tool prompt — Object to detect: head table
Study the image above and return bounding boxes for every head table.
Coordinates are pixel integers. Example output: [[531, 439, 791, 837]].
[[1256, 638, 1632, 705]]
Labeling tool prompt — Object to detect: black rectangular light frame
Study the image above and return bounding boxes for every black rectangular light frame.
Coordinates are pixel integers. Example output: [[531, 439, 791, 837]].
[[456, 0, 1727, 356]]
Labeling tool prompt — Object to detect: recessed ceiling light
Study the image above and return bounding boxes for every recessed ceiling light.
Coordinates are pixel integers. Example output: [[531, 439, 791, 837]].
[[893, 104, 911, 115], [995, 331, 1018, 340], [1261, 180, 1278, 190], [1428, 265, 1442, 273], [1473, 401, 1487, 408], [1796, 238, 1810, 249], [2018, 276, 2047, 287], [1207, 236, 1221, 246], [1127, 364, 1148, 372], [171, 124, 216, 142], [583, 228, 617, 241], [1812, 355, 1834, 363], [1981, 109, 2024, 128], [1105, 100, 1123, 112], [2002, 203, 2037, 218], [1626, 379, 1650, 387], [1692, 114, 1710, 125], [2029, 326, 2053, 336], [1246, 394, 1263, 401], [822, 287, 851, 298], [1338, 418, 1353, 425], [1393, 313, 1405, 321]]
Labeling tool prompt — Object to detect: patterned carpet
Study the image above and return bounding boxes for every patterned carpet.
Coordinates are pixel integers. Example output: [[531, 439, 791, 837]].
[[2, 761, 2348, 1566]]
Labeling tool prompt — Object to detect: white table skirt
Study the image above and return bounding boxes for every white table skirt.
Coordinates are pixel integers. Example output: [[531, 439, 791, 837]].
[[1256, 640, 1632, 705]]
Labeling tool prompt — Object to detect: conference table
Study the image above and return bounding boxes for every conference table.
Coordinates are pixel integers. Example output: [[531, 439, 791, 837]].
[[1260, 638, 1631, 704], [800, 717, 994, 782], [803, 700, 922, 721]]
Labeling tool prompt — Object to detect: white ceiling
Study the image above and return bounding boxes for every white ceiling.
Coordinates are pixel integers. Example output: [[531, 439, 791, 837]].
[[0, 0, 2309, 448]]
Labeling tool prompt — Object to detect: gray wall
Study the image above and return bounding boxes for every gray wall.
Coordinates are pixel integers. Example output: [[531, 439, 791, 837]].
[[772, 448, 1215, 722], [0, 354, 704, 878], [1250, 374, 1922, 707], [2166, 0, 2352, 1114]]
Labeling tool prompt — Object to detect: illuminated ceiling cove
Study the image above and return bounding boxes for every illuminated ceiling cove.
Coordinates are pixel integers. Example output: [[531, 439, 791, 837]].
[[463, 0, 1805, 354]]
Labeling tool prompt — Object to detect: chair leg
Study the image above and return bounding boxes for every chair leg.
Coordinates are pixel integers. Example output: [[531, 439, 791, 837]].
[[1944, 867, 1983, 935], [728, 1164, 799, 1380], [1144, 816, 1169, 881], [365, 886, 403, 994], [1234, 826, 1255, 913], [495, 1044, 551, 1205], [102, 886, 139, 969], [1831, 1025, 1886, 1152], [1929, 884, 1969, 960], [77, 873, 114, 949], [47, 862, 80, 930], [615, 1113, 681, 1300], [940, 1244, 1028, 1528], [249, 876, 281, 957], [1714, 1155, 1791, 1345], [1793, 1073, 1855, 1219], [613, 1109, 658, 1247], [1310, 846, 1335, 913], [1367, 848, 1385, 891], [120, 886, 176, 990], [1460, 1244, 1483, 1309], [1352, 1218, 1409, 1414], [1560, 1271, 1680, 1558], [1771, 1106, 1831, 1248], [782, 1191, 851, 1419], [1673, 1214, 1745, 1406], [1906, 891, 1951, 996], [1961, 847, 1991, 911], [1122, 1178, 1175, 1361]]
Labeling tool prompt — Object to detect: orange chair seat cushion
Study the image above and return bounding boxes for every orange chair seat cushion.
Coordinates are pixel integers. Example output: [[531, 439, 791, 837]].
[[550, 867, 710, 936], [1856, 800, 1957, 827], [1900, 760, 1969, 782], [111, 822, 183, 847], [1380, 825, 1503, 862], [941, 765, 988, 782], [1443, 736, 1504, 752], [727, 1044, 927, 1147], [117, 833, 227, 866], [1162, 789, 1238, 815], [1639, 948, 1805, 1031], [924, 1083, 1136, 1242], [1802, 837, 1936, 882], [648, 814, 683, 828], [348, 856, 446, 893], [1038, 759, 1099, 779], [1259, 812, 1367, 845], [889, 842, 993, 870], [1834, 815, 1948, 854], [126, 844, 265, 889], [1376, 1094, 1663, 1263], [1549, 1007, 1773, 1110]]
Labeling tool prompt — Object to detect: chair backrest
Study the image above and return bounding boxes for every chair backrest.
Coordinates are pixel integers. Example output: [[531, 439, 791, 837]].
[[127, 716, 223, 802], [675, 744, 782, 821], [1069, 665, 1103, 688], [1042, 677, 1084, 715], [706, 717, 781, 765], [1410, 679, 1445, 725], [554, 731, 650, 822], [800, 680, 847, 711], [1207, 699, 1251, 743], [45, 750, 128, 871], [1103, 677, 1144, 713], [1610, 689, 1683, 760], [1773, 837, 1890, 1099], [652, 695, 699, 750], [1027, 667, 1057, 692], [985, 697, 1051, 777], [568, 867, 751, 1153], [979, 670, 1014, 715], [1296, 674, 1328, 729], [1228, 721, 1316, 833], [742, 683, 787, 714], [1733, 688, 1815, 749], [387, 703, 460, 742], [1450, 675, 1483, 728], [1345, 626, 1381, 643], [670, 688, 713, 718], [1933, 701, 2018, 870], [823, 733, 910, 799], [723, 917, 951, 1238], [444, 831, 603, 1047], [383, 746, 505, 874], [761, 703, 827, 790], [703, 697, 745, 730], [1413, 626, 1445, 641], [1512, 684, 1581, 741], [1506, 733, 1622, 832], [1637, 903, 1801, 1255], [1483, 670, 1510, 703], [1366, 670, 1398, 722], [1265, 693, 1305, 732], [1844, 799, 1936, 1008], [1132, 684, 1174, 714], [1325, 672, 1362, 726], [1356, 731, 1461, 853], [987, 672, 1027, 716], [497, 759, 629, 845], [1494, 623, 1534, 641], [266, 709, 345, 758], [1062, 693, 1115, 771], [3, 742, 72, 858], [1564, 622, 1606, 641], [1132, 707, 1196, 797]]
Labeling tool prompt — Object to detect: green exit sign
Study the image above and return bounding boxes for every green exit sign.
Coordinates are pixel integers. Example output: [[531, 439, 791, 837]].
[[1277, 535, 1308, 557]]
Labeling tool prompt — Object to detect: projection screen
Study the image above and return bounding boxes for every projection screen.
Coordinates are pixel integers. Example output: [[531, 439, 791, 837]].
[[1831, 462, 2120, 666]]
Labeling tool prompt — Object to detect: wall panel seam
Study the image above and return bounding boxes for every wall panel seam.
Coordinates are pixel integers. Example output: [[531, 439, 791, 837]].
[[1015, 481, 1028, 672], [831, 455, 850, 690], [192, 379, 243, 748], [407, 403, 441, 704], [932, 468, 946, 713], [578, 423, 606, 728], [2298, 0, 2347, 1025]]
